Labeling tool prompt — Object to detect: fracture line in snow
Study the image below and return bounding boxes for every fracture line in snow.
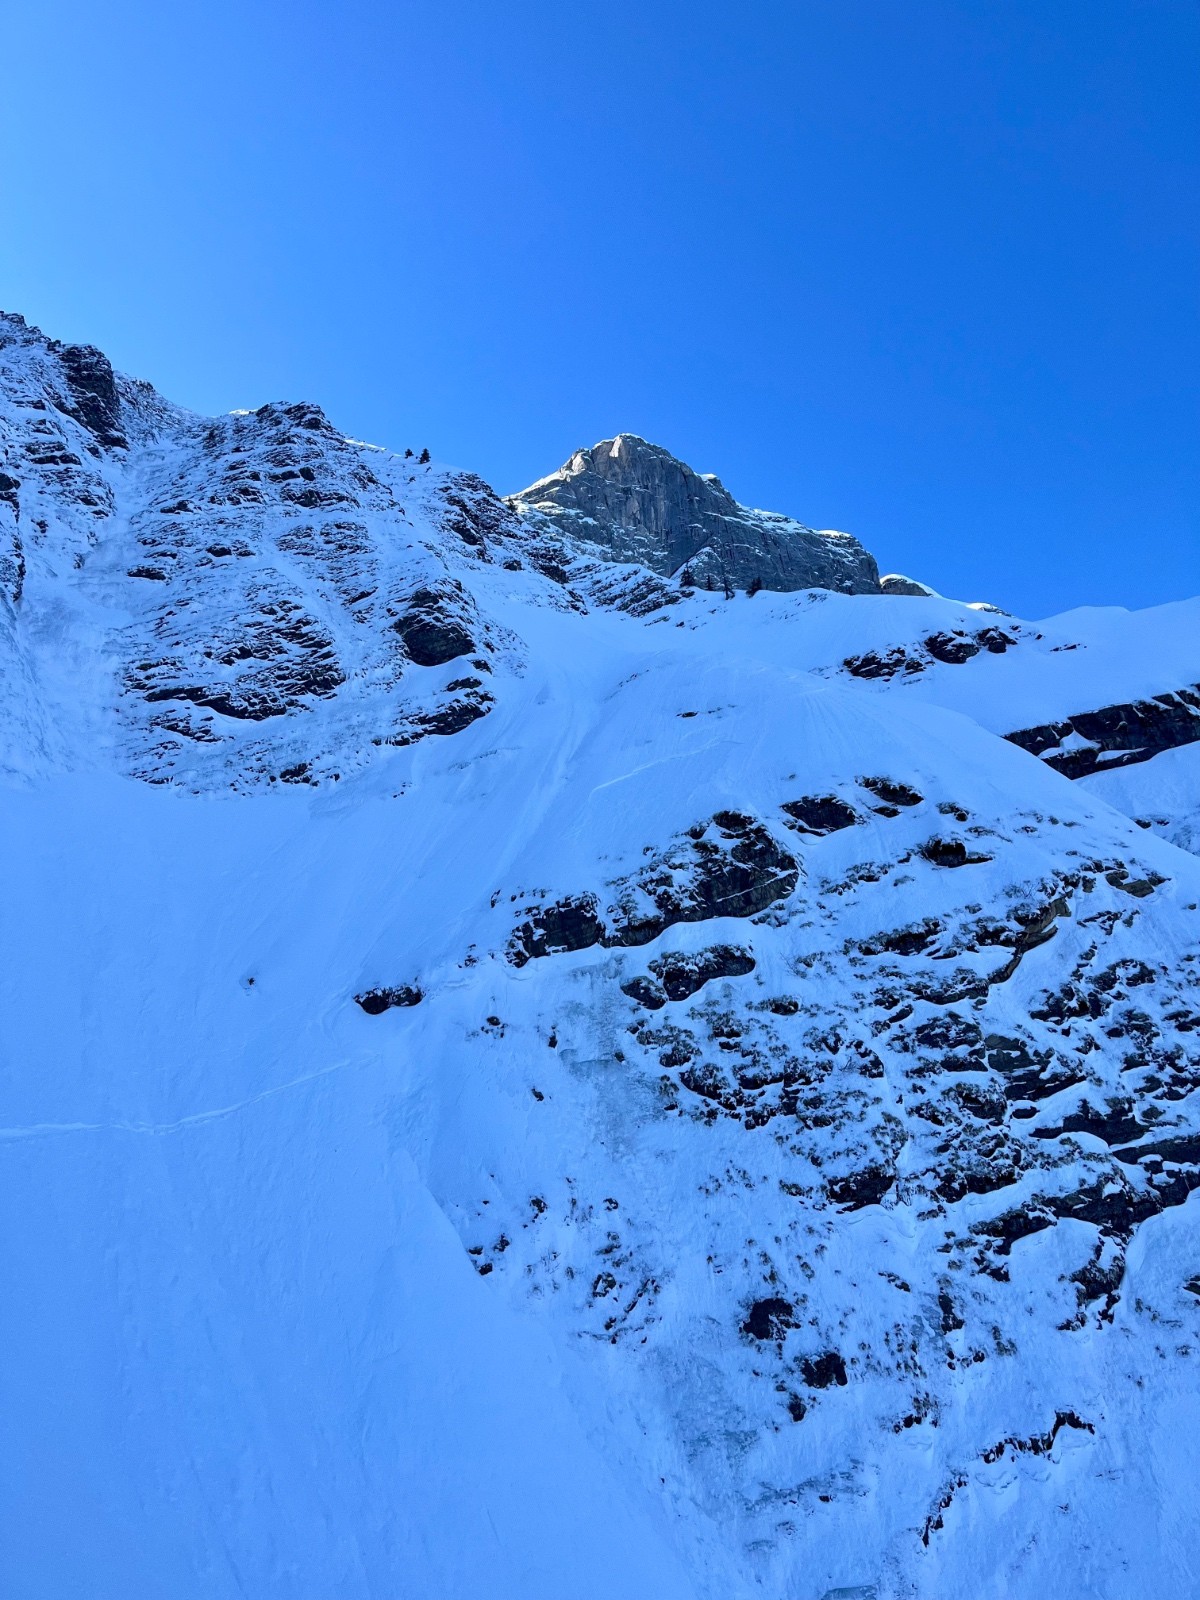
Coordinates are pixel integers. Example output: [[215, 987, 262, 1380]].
[[0, 1057, 358, 1143]]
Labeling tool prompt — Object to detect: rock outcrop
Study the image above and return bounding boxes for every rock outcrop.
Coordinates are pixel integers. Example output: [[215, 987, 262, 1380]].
[[1007, 686, 1200, 778], [510, 433, 881, 595], [880, 571, 936, 597]]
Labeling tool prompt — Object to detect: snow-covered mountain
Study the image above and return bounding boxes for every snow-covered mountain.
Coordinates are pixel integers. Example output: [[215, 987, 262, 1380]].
[[4, 310, 1200, 1600]]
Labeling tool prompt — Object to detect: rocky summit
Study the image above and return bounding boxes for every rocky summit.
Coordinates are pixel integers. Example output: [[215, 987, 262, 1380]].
[[5, 310, 1200, 1600], [510, 432, 882, 594]]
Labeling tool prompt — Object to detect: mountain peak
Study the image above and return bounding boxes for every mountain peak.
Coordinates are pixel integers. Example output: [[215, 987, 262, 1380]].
[[511, 434, 881, 595]]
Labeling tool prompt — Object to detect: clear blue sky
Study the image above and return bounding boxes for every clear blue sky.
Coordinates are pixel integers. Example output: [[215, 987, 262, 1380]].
[[2, 1, 1196, 616]]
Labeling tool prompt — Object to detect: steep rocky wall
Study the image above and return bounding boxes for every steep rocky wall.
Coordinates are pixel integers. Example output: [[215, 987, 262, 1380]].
[[510, 433, 882, 595]]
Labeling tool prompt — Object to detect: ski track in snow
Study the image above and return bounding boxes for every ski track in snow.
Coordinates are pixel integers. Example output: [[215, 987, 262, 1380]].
[[0, 1058, 360, 1141]]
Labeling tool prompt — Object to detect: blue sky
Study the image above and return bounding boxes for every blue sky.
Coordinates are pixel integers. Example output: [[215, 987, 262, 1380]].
[[2, 1, 1196, 616]]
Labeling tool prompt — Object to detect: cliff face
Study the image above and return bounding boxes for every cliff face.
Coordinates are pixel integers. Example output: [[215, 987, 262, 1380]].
[[510, 432, 882, 594], [6, 312, 1200, 1600]]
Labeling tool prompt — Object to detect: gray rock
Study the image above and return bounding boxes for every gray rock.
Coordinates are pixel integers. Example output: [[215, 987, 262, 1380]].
[[509, 433, 881, 595], [1006, 686, 1200, 779], [880, 571, 936, 597]]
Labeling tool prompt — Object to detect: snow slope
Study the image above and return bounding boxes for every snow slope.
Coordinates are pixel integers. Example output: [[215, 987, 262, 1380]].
[[1, 779, 701, 1600], [4, 312, 1200, 1600]]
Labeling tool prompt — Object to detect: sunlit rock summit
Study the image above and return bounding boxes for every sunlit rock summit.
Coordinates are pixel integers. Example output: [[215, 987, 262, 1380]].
[[510, 431, 882, 595]]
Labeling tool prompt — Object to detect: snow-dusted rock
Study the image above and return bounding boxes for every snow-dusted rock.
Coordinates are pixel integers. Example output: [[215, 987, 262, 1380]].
[[880, 571, 937, 597], [510, 432, 882, 594]]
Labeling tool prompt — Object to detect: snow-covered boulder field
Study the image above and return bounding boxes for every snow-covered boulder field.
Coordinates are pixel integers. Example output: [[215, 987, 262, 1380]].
[[4, 310, 1200, 1599]]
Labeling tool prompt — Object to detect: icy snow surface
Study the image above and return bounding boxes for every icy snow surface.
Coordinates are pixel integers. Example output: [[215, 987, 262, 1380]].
[[4, 312, 1200, 1599]]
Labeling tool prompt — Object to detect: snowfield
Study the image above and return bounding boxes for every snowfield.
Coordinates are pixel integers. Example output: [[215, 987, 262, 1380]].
[[3, 311, 1200, 1599]]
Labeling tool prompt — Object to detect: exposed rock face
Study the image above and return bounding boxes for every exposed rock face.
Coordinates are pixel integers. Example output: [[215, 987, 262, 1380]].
[[620, 944, 756, 1009], [510, 433, 881, 595], [0, 312, 540, 788], [780, 794, 860, 834], [880, 572, 936, 598], [392, 583, 478, 666], [57, 342, 128, 449], [1007, 686, 1200, 778], [842, 622, 1020, 680], [355, 984, 424, 1014], [508, 810, 799, 966]]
